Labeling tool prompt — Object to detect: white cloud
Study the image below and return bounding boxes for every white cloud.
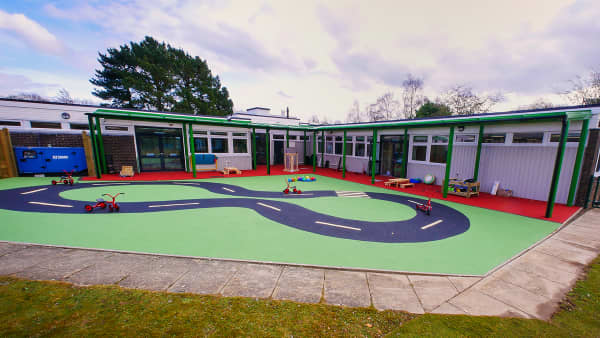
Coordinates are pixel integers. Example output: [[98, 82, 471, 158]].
[[0, 10, 66, 56]]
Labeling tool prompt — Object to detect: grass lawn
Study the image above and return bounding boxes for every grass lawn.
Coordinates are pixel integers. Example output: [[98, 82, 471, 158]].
[[1, 255, 599, 336], [0, 175, 561, 275]]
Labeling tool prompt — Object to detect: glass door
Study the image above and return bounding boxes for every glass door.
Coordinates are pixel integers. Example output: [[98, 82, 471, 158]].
[[380, 135, 405, 177], [136, 127, 184, 171]]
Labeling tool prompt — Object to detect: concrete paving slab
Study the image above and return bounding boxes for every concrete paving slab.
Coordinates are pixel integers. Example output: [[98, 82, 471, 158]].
[[168, 260, 242, 295], [492, 266, 569, 301], [367, 273, 424, 313], [447, 276, 481, 292], [324, 270, 371, 308], [560, 225, 600, 240], [272, 266, 324, 304], [553, 231, 600, 250], [118, 256, 194, 291], [569, 219, 599, 231], [221, 264, 282, 299], [16, 250, 113, 281], [448, 288, 530, 318], [408, 275, 459, 312], [431, 302, 467, 315], [534, 238, 598, 266], [511, 260, 580, 287], [66, 253, 157, 286], [0, 242, 28, 256], [0, 246, 71, 275], [517, 250, 584, 275], [477, 278, 556, 320]]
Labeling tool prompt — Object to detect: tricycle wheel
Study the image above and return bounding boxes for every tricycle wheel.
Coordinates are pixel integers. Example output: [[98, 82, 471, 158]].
[[52, 180, 57, 185], [99, 202, 106, 209], [63, 180, 69, 185], [84, 205, 93, 212], [108, 205, 113, 212], [115, 205, 120, 212], [69, 180, 73, 185]]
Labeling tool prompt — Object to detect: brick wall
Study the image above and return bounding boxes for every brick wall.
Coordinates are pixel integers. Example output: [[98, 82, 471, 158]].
[[10, 132, 83, 147], [102, 135, 138, 174], [576, 129, 600, 206]]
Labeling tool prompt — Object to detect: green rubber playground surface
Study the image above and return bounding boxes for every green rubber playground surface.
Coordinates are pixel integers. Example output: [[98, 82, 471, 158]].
[[0, 175, 561, 275]]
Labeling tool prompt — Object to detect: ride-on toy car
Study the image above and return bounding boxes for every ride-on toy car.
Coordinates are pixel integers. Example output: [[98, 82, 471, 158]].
[[415, 198, 432, 215], [85, 193, 124, 212], [52, 170, 74, 185]]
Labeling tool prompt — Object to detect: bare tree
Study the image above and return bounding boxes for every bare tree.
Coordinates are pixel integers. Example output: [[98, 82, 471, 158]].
[[365, 102, 384, 122], [345, 100, 363, 123], [5, 92, 50, 101], [562, 70, 600, 105], [308, 114, 320, 124], [401, 74, 424, 119], [520, 98, 555, 110], [365, 92, 400, 121], [442, 84, 504, 115], [55, 88, 74, 104]]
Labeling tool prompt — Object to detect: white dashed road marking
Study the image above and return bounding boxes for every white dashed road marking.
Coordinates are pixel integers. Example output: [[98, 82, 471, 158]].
[[315, 221, 361, 231], [257, 202, 281, 212], [20, 188, 48, 195], [28, 201, 73, 208], [421, 220, 443, 230], [148, 202, 200, 208]]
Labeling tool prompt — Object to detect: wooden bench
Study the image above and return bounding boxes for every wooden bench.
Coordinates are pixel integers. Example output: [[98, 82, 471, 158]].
[[384, 178, 413, 188]]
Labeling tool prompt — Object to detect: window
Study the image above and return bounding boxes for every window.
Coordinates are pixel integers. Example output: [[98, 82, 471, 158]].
[[412, 146, 427, 161], [273, 134, 285, 139], [69, 123, 89, 130], [210, 131, 227, 136], [432, 135, 448, 143], [233, 139, 247, 153], [30, 121, 61, 129], [413, 135, 428, 143], [211, 138, 228, 153], [367, 136, 373, 157], [318, 136, 324, 153], [482, 133, 506, 143], [430, 145, 447, 163], [550, 132, 580, 143], [232, 132, 246, 137], [345, 136, 353, 156], [194, 138, 208, 153], [326, 136, 333, 154], [0, 120, 20, 126], [513, 132, 543, 144], [105, 125, 128, 131], [193, 130, 208, 135], [456, 134, 476, 143], [334, 136, 343, 155]]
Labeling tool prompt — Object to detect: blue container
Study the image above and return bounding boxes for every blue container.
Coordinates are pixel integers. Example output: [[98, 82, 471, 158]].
[[14, 147, 87, 175]]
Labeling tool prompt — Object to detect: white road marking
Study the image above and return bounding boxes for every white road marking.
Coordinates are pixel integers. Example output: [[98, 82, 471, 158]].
[[172, 182, 199, 185], [222, 187, 235, 192], [28, 201, 73, 208], [20, 188, 48, 195], [257, 202, 281, 211], [421, 220, 443, 230], [315, 221, 361, 231], [336, 191, 369, 198], [407, 200, 421, 204], [91, 182, 131, 186], [148, 202, 200, 208]]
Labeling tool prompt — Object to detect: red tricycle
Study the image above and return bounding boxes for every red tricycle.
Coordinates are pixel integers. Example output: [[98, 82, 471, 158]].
[[85, 193, 124, 212], [52, 170, 74, 185], [283, 179, 301, 194], [415, 198, 432, 216]]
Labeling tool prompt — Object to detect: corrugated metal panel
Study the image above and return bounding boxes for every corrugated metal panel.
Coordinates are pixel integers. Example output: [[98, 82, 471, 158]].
[[449, 145, 477, 181]]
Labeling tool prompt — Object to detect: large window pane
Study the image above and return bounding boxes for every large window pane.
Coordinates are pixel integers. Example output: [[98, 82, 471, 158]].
[[432, 135, 448, 143], [413, 135, 428, 143], [335, 142, 343, 155], [233, 139, 247, 153], [550, 132, 580, 143], [412, 145, 427, 161], [482, 133, 506, 143], [211, 138, 228, 153], [430, 145, 448, 163], [513, 132, 543, 144], [194, 138, 208, 153], [356, 143, 365, 156], [345, 142, 353, 156], [456, 134, 476, 142], [326, 142, 333, 154]]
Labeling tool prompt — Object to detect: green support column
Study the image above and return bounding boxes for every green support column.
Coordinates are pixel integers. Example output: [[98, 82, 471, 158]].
[[312, 131, 317, 173], [286, 129, 289, 148], [402, 128, 409, 177], [266, 129, 271, 175], [188, 124, 196, 178], [303, 131, 307, 165], [371, 129, 377, 184], [87, 115, 101, 179], [473, 125, 485, 181], [321, 130, 325, 167], [252, 128, 257, 170], [342, 130, 347, 178], [546, 118, 570, 218], [567, 119, 590, 206], [94, 116, 107, 174], [182, 124, 190, 172], [442, 126, 455, 198]]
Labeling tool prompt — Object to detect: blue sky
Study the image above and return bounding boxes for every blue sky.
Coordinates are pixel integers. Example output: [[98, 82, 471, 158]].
[[1, 0, 599, 121]]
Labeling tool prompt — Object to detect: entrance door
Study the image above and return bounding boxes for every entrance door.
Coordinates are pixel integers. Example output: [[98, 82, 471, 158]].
[[380, 135, 405, 177], [255, 133, 267, 165], [273, 141, 285, 165], [136, 127, 184, 171]]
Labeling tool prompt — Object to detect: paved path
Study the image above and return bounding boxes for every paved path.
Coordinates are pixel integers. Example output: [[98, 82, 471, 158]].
[[1, 209, 599, 320]]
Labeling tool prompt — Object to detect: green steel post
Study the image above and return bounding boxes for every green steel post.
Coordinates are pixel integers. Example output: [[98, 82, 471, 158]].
[[252, 128, 257, 170], [442, 126, 455, 198], [402, 128, 409, 177], [321, 130, 325, 167], [188, 124, 196, 178], [473, 125, 485, 181], [94, 116, 107, 174], [303, 131, 307, 165], [546, 118, 570, 218], [87, 115, 101, 179], [266, 129, 270, 175], [286, 129, 289, 148], [312, 131, 317, 172], [342, 130, 347, 178], [567, 119, 590, 206], [182, 124, 190, 172], [371, 129, 377, 184]]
